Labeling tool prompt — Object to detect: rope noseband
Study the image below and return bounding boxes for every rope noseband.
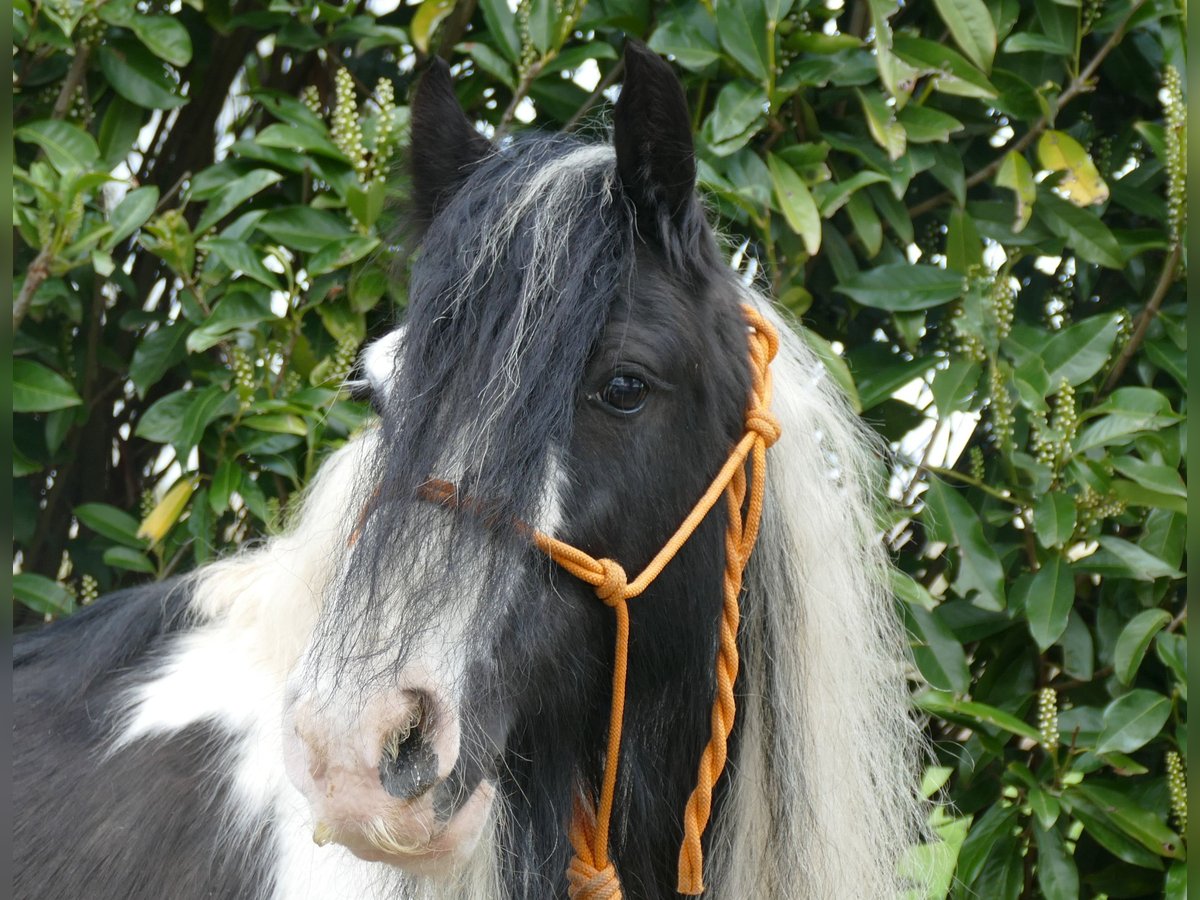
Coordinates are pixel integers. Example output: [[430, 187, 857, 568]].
[[419, 304, 780, 897]]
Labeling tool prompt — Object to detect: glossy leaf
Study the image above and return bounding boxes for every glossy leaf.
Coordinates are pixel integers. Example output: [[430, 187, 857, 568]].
[[12, 360, 83, 412], [1113, 610, 1172, 684], [1025, 555, 1075, 651], [766, 153, 820, 254], [1095, 690, 1173, 755], [835, 264, 964, 311]]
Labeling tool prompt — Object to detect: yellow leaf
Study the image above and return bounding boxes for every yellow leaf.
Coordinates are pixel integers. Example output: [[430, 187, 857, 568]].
[[996, 150, 1036, 232], [1037, 130, 1109, 207], [411, 0, 456, 54], [137, 478, 196, 544]]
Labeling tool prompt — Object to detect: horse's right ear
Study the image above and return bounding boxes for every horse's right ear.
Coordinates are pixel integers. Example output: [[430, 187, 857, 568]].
[[410, 58, 491, 222]]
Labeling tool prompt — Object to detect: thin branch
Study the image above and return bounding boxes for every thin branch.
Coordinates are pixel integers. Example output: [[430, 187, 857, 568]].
[[497, 59, 545, 137], [1099, 242, 1183, 395], [14, 249, 52, 329], [907, 0, 1146, 219], [50, 45, 91, 121], [563, 58, 624, 133], [921, 464, 1026, 506]]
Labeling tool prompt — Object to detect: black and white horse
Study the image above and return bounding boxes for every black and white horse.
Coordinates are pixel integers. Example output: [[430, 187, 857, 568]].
[[15, 44, 926, 899]]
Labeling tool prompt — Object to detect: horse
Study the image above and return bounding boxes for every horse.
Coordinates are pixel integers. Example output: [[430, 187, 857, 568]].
[[14, 42, 927, 899]]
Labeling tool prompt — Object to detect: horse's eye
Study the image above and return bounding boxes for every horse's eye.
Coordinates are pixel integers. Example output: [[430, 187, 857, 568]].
[[599, 375, 649, 414]]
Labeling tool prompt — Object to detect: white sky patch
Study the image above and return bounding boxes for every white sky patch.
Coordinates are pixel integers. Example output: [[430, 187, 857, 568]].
[[366, 0, 402, 14], [514, 97, 537, 124], [572, 58, 601, 92]]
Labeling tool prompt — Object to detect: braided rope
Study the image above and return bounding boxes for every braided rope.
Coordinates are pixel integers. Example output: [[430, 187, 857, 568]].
[[534, 305, 780, 897]]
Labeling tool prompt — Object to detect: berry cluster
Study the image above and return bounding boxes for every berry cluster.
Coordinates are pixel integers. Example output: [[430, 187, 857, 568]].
[[1038, 687, 1059, 752]]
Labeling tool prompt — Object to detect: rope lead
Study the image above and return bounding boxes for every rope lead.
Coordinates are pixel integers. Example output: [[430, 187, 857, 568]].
[[536, 304, 780, 898]]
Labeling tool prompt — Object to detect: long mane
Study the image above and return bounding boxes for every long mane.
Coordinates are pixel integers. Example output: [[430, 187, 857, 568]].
[[707, 292, 928, 897]]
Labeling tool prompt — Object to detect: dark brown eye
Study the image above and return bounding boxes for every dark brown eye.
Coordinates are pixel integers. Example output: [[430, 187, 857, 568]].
[[599, 375, 649, 414]]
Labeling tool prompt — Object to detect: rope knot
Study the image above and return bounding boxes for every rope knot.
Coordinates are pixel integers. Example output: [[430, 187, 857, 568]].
[[566, 857, 622, 900], [745, 408, 781, 447], [594, 559, 628, 607]]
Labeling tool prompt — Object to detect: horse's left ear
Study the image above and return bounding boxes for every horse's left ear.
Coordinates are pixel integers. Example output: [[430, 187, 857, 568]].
[[410, 58, 492, 223], [613, 41, 697, 227]]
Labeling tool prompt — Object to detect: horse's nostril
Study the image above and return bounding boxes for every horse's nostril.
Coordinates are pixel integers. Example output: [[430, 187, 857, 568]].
[[378, 699, 440, 801]]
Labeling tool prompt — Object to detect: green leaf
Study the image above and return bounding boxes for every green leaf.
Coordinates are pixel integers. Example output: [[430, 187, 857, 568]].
[[1113, 610, 1172, 684], [996, 150, 1036, 231], [916, 691, 1041, 743], [1079, 536, 1183, 581], [1033, 492, 1075, 549], [1063, 788, 1164, 870], [129, 322, 189, 397], [1070, 783, 1183, 859], [13, 359, 83, 412], [255, 123, 348, 161], [954, 803, 1020, 887], [904, 604, 970, 693], [891, 34, 997, 99], [129, 15, 193, 66], [845, 191, 883, 258], [1155, 632, 1186, 694], [922, 477, 1005, 609], [1095, 689, 1172, 754], [242, 412, 309, 436], [1037, 192, 1124, 269], [647, 5, 721, 71], [1041, 313, 1122, 388], [1026, 555, 1075, 651], [185, 292, 276, 354], [195, 169, 284, 234], [308, 235, 381, 276], [1165, 862, 1187, 900], [98, 39, 187, 110], [209, 459, 242, 515], [74, 503, 146, 547], [1110, 457, 1186, 498], [204, 238, 279, 288], [944, 207, 982, 275], [766, 154, 820, 254], [897, 103, 963, 143], [930, 359, 980, 413], [1033, 821, 1079, 900], [15, 120, 100, 174], [704, 80, 768, 154], [932, 0, 996, 72], [857, 88, 906, 160], [835, 264, 964, 311], [105, 186, 160, 250], [477, 0, 521, 63], [136, 386, 236, 451], [102, 545, 157, 574], [715, 0, 768, 82], [13, 572, 75, 617], [256, 206, 354, 253]]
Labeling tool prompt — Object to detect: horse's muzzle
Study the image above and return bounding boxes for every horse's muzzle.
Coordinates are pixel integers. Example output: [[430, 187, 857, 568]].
[[282, 681, 494, 874]]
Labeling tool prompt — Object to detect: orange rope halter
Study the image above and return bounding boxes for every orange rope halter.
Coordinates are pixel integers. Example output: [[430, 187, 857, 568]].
[[413, 304, 780, 897], [536, 304, 780, 897]]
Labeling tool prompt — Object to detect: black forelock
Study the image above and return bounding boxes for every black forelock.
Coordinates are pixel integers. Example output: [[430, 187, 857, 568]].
[[343, 135, 634, 638]]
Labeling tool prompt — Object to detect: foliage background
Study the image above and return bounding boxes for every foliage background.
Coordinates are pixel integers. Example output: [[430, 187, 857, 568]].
[[11, 0, 1187, 895]]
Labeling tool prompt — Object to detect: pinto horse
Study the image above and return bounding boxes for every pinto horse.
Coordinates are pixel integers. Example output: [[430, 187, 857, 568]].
[[14, 43, 926, 899]]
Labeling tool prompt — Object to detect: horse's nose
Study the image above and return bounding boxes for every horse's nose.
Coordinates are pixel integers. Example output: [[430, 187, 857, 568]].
[[378, 692, 440, 800], [284, 685, 460, 818]]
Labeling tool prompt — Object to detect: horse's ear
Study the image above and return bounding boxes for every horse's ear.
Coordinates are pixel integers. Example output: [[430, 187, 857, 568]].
[[410, 58, 491, 222], [613, 41, 696, 227]]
